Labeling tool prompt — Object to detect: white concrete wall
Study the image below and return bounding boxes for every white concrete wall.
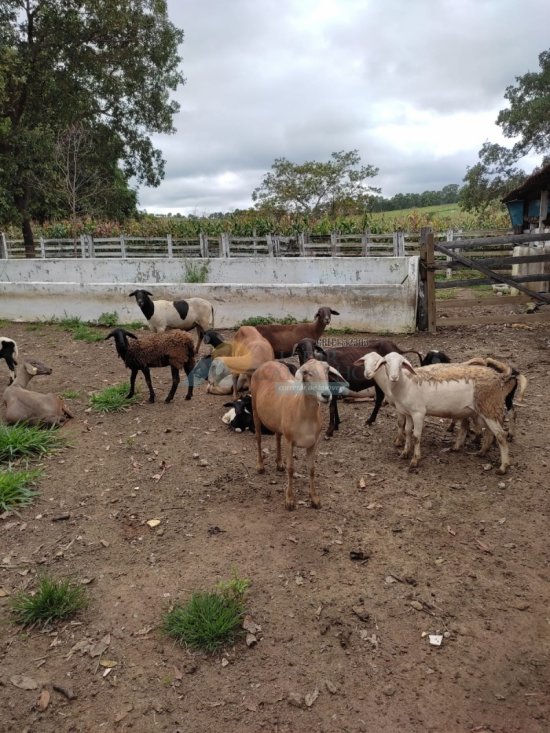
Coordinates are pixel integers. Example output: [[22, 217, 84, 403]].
[[0, 256, 419, 333]]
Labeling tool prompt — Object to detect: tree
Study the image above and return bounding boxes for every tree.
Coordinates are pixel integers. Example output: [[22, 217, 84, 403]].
[[460, 49, 550, 212], [252, 150, 379, 217], [0, 0, 183, 256]]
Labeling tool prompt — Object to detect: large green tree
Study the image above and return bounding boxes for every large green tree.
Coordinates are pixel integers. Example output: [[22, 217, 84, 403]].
[[252, 150, 379, 217], [460, 49, 550, 212], [0, 0, 183, 256]]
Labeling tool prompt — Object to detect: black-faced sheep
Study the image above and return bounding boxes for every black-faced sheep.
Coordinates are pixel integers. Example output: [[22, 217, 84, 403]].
[[3, 359, 73, 426], [129, 289, 214, 352], [105, 328, 196, 403], [0, 337, 18, 383]]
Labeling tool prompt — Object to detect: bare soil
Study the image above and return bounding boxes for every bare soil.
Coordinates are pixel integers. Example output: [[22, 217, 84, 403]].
[[1, 317, 549, 733]]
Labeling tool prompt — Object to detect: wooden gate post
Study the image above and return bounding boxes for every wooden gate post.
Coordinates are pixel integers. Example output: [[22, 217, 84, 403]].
[[418, 227, 436, 333]]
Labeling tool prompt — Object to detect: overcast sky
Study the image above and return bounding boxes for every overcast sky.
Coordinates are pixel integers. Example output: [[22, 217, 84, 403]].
[[138, 0, 549, 215]]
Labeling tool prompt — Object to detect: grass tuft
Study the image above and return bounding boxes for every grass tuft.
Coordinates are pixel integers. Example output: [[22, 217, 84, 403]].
[[60, 389, 80, 399], [163, 571, 249, 653], [0, 424, 65, 463], [0, 467, 41, 511], [237, 314, 298, 327], [97, 311, 118, 328], [89, 382, 139, 413], [11, 575, 88, 627]]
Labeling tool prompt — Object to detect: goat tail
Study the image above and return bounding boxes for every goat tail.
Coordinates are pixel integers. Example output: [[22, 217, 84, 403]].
[[515, 373, 528, 403]]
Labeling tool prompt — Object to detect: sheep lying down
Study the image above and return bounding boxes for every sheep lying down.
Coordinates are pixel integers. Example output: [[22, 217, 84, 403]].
[[3, 359, 73, 427]]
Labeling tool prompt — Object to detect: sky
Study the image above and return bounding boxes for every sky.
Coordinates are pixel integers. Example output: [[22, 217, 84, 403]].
[[138, 0, 550, 215]]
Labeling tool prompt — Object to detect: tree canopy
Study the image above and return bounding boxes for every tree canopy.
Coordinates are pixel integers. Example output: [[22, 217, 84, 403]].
[[460, 48, 550, 212], [0, 0, 184, 255], [252, 150, 379, 217]]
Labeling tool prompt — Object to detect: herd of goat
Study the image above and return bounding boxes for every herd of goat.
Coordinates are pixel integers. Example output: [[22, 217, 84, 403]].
[[0, 289, 527, 511]]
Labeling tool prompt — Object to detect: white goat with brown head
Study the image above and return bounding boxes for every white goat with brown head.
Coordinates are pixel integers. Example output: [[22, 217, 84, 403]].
[[251, 358, 346, 510]]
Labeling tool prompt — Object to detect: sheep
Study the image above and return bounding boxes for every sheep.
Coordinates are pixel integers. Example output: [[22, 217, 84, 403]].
[[105, 328, 195, 403], [3, 359, 73, 426], [420, 350, 452, 366], [129, 289, 214, 352], [253, 307, 340, 358], [218, 326, 275, 399], [356, 351, 520, 474], [0, 337, 18, 384], [251, 358, 347, 510], [293, 337, 422, 437]]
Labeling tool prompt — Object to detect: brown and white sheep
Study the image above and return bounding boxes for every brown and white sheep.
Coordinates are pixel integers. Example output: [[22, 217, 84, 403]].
[[3, 359, 73, 426]]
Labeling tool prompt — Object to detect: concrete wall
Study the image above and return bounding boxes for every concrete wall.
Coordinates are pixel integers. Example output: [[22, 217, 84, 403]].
[[0, 256, 419, 333]]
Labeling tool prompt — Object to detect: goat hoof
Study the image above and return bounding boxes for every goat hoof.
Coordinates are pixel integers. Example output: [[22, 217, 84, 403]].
[[148, 398, 155, 404], [310, 499, 321, 509], [256, 466, 265, 474], [164, 397, 173, 404], [185, 395, 192, 401], [276, 464, 285, 472], [285, 501, 296, 511], [497, 466, 509, 475]]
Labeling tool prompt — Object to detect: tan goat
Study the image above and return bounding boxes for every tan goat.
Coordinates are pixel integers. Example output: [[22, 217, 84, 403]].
[[218, 326, 274, 399], [251, 359, 345, 510], [3, 359, 73, 427]]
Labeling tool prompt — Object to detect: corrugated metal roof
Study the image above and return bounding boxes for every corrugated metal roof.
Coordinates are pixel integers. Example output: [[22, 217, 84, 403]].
[[502, 162, 550, 202]]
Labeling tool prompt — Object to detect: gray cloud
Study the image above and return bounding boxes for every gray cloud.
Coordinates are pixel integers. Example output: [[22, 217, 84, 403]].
[[138, 0, 549, 213]]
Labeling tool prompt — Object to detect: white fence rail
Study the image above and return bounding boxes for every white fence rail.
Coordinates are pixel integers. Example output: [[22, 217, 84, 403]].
[[0, 229, 511, 259]]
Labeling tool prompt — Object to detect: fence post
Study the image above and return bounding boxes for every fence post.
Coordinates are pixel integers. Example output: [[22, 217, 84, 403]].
[[120, 234, 127, 258], [252, 228, 258, 255], [167, 233, 173, 257], [39, 236, 46, 258], [393, 230, 405, 256], [445, 228, 454, 278], [330, 231, 338, 256], [0, 232, 7, 259], [80, 234, 86, 258], [220, 232, 230, 257], [298, 232, 306, 256], [266, 233, 274, 257], [273, 235, 281, 257], [362, 229, 370, 256], [418, 227, 436, 332], [199, 233, 209, 258], [88, 234, 95, 258]]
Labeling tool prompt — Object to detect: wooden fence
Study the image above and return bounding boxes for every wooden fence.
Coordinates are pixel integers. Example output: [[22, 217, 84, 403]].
[[0, 229, 509, 259], [418, 228, 550, 331]]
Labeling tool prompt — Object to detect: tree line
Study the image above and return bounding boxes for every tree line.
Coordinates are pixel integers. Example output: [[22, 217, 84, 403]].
[[1, 3, 549, 257]]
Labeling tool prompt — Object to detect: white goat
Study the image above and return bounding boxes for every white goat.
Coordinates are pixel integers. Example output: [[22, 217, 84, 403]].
[[356, 352, 518, 474], [3, 359, 73, 426], [251, 359, 346, 510], [129, 289, 214, 352]]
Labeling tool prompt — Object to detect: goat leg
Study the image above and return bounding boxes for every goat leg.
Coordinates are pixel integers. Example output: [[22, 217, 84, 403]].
[[276, 433, 284, 471], [366, 384, 385, 425], [325, 397, 337, 438], [254, 402, 265, 474], [127, 369, 139, 399], [194, 324, 204, 354], [165, 365, 180, 403], [306, 444, 321, 509], [285, 438, 296, 511]]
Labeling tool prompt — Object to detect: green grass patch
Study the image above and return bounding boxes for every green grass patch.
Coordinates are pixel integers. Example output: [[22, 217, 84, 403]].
[[60, 389, 80, 399], [237, 315, 298, 327], [89, 382, 139, 413], [71, 323, 104, 342], [120, 320, 146, 331], [325, 326, 353, 335], [183, 260, 210, 283], [11, 575, 88, 627], [163, 571, 249, 653], [0, 424, 65, 463], [435, 289, 458, 300], [97, 311, 118, 328], [0, 467, 41, 511]]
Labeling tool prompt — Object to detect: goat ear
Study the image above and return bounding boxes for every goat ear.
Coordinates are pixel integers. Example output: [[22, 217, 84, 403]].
[[330, 309, 340, 315], [123, 330, 138, 339], [129, 291, 137, 297], [401, 360, 416, 375], [223, 401, 235, 408], [145, 290, 153, 297], [313, 309, 321, 319], [313, 345, 327, 360], [374, 358, 387, 373], [328, 365, 347, 383], [104, 331, 115, 340]]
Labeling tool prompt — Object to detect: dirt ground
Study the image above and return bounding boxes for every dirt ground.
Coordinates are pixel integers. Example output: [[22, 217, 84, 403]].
[[1, 315, 549, 733]]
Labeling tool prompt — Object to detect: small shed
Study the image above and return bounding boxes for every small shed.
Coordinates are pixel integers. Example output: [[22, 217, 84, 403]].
[[502, 163, 550, 233]]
